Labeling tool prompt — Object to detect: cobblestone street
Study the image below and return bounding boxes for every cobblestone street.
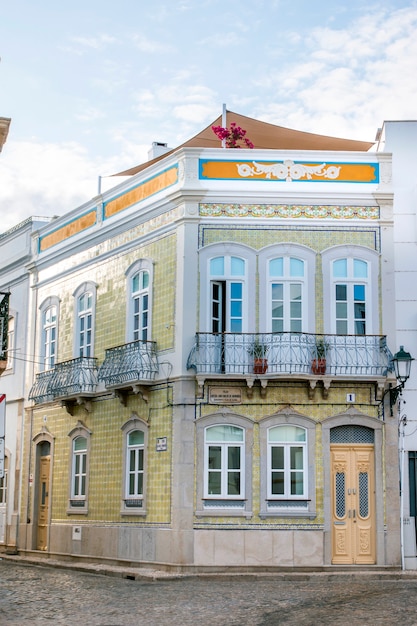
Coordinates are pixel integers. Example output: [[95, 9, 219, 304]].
[[2, 557, 417, 625]]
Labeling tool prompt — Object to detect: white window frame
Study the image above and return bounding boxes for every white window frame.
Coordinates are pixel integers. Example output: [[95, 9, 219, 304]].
[[204, 424, 245, 499], [198, 243, 256, 333], [121, 416, 148, 515], [4, 314, 15, 373], [125, 260, 153, 343], [195, 413, 253, 517], [322, 245, 379, 335], [39, 297, 60, 371], [73, 282, 97, 358], [267, 425, 307, 499], [68, 424, 91, 514], [258, 244, 316, 333], [259, 411, 316, 519]]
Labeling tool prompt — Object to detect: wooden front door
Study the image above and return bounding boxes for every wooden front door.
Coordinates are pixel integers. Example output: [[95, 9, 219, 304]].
[[36, 455, 50, 551], [331, 444, 375, 564]]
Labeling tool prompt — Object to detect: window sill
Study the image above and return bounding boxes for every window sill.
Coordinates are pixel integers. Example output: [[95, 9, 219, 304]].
[[67, 507, 88, 516], [259, 510, 317, 519], [121, 509, 147, 517], [196, 509, 252, 518]]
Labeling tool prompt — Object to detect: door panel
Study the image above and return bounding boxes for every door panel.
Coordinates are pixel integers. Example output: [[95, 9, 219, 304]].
[[36, 455, 50, 551], [331, 445, 375, 564]]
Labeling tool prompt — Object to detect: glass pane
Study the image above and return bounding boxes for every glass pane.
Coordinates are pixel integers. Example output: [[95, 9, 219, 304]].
[[290, 284, 302, 300], [81, 454, 86, 474], [129, 474, 135, 494], [129, 450, 135, 472], [271, 283, 283, 300], [230, 282, 242, 299], [208, 446, 221, 469], [138, 449, 143, 471], [290, 447, 304, 469], [81, 476, 86, 495], [354, 259, 368, 278], [228, 472, 240, 495], [269, 258, 283, 277], [359, 472, 369, 517], [132, 274, 139, 292], [333, 259, 347, 278], [290, 319, 302, 332], [272, 304, 284, 318], [336, 320, 348, 334], [142, 271, 149, 289], [355, 320, 366, 335], [291, 471, 304, 495], [272, 319, 283, 332], [354, 302, 366, 319], [230, 301, 242, 317], [228, 446, 241, 470], [335, 284, 347, 300], [210, 257, 224, 276], [269, 426, 306, 443], [290, 258, 304, 277], [271, 446, 284, 469], [335, 472, 346, 518], [206, 425, 243, 442], [230, 319, 242, 333], [231, 257, 245, 276], [208, 472, 221, 495], [271, 471, 284, 495], [74, 437, 87, 452], [354, 284, 365, 301], [137, 474, 143, 495], [290, 302, 302, 318], [129, 430, 144, 446], [336, 302, 347, 318]]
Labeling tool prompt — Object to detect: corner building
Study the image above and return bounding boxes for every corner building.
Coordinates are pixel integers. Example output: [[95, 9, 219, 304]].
[[22, 112, 400, 570]]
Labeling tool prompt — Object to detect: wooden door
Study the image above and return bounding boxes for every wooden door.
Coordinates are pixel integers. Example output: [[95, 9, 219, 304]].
[[36, 455, 50, 551], [331, 444, 375, 564]]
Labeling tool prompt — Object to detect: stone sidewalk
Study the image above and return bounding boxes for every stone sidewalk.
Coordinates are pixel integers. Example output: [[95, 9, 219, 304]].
[[2, 554, 417, 625]]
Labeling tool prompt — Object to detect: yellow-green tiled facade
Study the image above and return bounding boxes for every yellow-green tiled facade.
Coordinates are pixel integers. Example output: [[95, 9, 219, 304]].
[[18, 148, 400, 570]]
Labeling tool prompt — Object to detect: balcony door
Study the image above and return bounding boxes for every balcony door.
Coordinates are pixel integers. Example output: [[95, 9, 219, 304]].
[[211, 279, 248, 374]]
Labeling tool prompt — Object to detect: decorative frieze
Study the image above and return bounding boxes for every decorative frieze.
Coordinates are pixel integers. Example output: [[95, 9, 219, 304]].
[[199, 203, 380, 220]]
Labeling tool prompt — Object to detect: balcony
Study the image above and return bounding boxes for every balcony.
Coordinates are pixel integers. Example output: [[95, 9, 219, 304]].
[[187, 332, 392, 394], [29, 357, 99, 412], [98, 340, 158, 402]]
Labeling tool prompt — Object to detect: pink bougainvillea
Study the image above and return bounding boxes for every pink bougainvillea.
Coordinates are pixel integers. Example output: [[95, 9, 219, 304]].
[[212, 122, 254, 148]]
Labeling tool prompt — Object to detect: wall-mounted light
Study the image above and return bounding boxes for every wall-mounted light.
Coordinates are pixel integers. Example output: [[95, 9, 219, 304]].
[[389, 346, 414, 415]]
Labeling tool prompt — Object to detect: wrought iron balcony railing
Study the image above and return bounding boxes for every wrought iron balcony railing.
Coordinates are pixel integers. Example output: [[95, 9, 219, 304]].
[[29, 357, 99, 404], [187, 333, 392, 378], [98, 340, 158, 388]]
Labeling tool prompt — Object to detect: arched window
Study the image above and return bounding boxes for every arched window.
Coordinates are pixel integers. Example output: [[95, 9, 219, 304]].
[[68, 423, 91, 512], [73, 283, 97, 357], [322, 246, 379, 335], [259, 244, 316, 333], [39, 297, 60, 371], [198, 244, 256, 333], [126, 260, 153, 343], [121, 416, 148, 515]]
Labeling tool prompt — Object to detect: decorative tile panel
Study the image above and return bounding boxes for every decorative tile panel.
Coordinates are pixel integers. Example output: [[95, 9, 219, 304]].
[[199, 204, 379, 220]]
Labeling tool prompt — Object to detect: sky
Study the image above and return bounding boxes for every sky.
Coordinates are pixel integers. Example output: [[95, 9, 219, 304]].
[[1, 0, 417, 234]]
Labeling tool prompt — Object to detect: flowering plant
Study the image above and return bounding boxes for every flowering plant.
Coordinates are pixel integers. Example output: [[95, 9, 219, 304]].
[[212, 122, 254, 148]]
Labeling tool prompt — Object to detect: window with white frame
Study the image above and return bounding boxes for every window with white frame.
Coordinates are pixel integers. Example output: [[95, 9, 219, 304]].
[[5, 316, 14, 371], [269, 257, 305, 332], [126, 430, 144, 499], [199, 244, 256, 334], [259, 412, 316, 518], [322, 246, 379, 336], [73, 283, 96, 357], [333, 258, 367, 335], [68, 427, 90, 512], [121, 417, 148, 514], [268, 425, 307, 498], [258, 244, 316, 334], [42, 306, 57, 369], [204, 425, 244, 498], [39, 297, 60, 371], [125, 260, 153, 343]]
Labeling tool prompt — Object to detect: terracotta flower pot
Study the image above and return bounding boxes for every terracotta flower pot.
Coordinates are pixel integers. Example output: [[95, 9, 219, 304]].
[[311, 358, 326, 375], [254, 358, 268, 374]]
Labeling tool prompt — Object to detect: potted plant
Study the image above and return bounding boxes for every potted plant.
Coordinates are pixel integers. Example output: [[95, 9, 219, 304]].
[[311, 337, 329, 375], [248, 338, 269, 374]]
